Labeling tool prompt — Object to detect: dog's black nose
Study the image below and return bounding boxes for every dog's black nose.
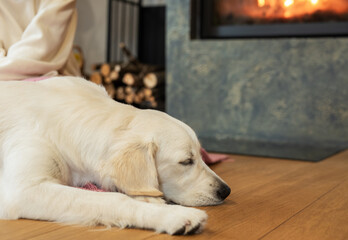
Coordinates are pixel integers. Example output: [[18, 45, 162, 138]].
[[216, 183, 231, 201]]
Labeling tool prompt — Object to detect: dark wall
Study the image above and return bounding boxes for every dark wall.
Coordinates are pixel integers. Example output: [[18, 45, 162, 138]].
[[166, 0, 348, 161], [138, 6, 165, 66]]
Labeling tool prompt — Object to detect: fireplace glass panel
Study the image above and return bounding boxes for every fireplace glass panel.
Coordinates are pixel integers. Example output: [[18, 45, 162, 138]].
[[214, 0, 348, 25], [194, 0, 348, 38]]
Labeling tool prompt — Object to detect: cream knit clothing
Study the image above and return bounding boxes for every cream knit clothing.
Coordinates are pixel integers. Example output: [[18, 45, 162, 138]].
[[0, 0, 81, 80]]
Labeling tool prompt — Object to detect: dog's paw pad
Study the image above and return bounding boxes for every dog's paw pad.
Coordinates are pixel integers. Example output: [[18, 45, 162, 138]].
[[171, 222, 202, 235], [187, 224, 201, 235], [173, 226, 186, 235]]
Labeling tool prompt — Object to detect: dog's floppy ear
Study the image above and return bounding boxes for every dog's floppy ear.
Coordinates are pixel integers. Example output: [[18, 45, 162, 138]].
[[107, 140, 163, 197]]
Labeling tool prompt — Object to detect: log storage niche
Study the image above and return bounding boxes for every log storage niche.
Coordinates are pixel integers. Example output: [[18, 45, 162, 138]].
[[88, 43, 165, 111]]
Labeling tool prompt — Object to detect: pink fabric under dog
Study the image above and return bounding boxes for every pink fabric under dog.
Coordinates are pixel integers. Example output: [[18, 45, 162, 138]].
[[200, 148, 231, 165], [79, 182, 107, 192]]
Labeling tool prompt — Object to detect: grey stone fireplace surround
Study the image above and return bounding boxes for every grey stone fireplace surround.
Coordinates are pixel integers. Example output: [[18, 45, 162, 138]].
[[166, 0, 348, 161]]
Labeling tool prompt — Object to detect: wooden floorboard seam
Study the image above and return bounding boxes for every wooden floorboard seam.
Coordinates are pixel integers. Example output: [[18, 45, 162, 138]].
[[144, 232, 162, 240], [257, 180, 344, 240], [26, 227, 66, 240]]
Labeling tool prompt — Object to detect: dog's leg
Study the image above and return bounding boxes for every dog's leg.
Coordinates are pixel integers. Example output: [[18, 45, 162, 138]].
[[4, 181, 207, 234], [0, 141, 207, 235], [132, 196, 166, 204]]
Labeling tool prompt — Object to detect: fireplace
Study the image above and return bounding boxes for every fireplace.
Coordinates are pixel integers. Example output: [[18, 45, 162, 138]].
[[192, 0, 348, 38], [168, 1, 348, 161]]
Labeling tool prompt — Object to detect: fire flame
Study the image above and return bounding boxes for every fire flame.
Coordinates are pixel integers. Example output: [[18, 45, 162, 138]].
[[258, 0, 266, 7], [284, 0, 294, 7], [254, 0, 348, 19], [257, 0, 318, 8], [257, 0, 319, 7]]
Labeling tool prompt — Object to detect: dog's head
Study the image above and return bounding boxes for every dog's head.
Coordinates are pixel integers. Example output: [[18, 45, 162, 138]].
[[103, 109, 230, 206]]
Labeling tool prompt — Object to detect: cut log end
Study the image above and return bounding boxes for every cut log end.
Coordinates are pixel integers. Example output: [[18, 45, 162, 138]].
[[123, 73, 136, 86], [100, 63, 111, 77], [143, 72, 165, 89], [90, 72, 102, 85]]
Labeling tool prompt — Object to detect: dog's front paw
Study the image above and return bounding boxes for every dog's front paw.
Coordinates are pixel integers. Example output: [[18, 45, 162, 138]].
[[157, 205, 207, 235]]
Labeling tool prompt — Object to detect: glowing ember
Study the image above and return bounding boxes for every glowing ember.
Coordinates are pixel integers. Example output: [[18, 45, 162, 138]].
[[311, 0, 318, 5], [284, 0, 294, 7], [258, 0, 266, 8]]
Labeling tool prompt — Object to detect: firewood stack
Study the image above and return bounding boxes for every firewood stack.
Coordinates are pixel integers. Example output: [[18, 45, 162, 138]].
[[88, 43, 165, 110]]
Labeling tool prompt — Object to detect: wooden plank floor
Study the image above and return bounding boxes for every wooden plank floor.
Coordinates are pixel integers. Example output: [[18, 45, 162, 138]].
[[1, 150, 348, 240]]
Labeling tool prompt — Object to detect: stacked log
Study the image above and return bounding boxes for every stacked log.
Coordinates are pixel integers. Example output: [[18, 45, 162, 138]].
[[88, 43, 165, 110]]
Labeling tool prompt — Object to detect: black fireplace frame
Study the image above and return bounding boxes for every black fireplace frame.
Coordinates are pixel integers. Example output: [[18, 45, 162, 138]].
[[191, 0, 348, 39]]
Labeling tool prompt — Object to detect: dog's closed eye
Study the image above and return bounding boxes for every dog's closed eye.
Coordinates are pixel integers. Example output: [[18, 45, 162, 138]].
[[179, 158, 194, 166]]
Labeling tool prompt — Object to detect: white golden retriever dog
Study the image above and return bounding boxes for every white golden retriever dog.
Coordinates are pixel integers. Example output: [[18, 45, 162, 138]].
[[0, 77, 230, 235]]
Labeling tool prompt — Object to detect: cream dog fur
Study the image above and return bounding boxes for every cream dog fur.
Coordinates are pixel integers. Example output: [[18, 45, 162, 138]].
[[0, 77, 230, 235]]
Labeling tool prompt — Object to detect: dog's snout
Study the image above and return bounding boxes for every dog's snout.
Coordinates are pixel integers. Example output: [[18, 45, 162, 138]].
[[216, 183, 231, 201]]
